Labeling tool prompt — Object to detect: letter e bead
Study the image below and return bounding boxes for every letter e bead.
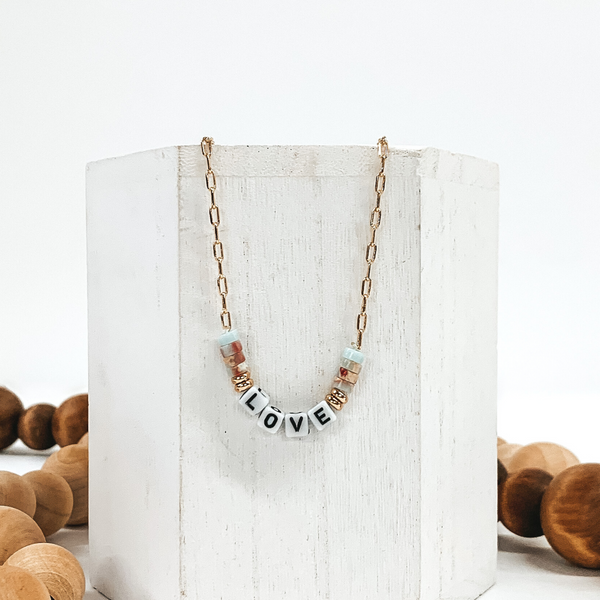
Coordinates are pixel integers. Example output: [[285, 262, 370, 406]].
[[308, 400, 337, 431], [239, 386, 269, 416], [257, 405, 284, 434]]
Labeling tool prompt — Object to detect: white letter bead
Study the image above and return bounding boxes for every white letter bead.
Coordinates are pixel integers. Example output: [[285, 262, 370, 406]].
[[284, 412, 310, 438], [239, 386, 269, 416], [307, 400, 337, 431], [257, 405, 284, 434]]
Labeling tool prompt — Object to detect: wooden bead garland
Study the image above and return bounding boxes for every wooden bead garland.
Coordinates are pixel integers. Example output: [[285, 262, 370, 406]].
[[7, 543, 86, 600], [0, 388, 87, 451], [498, 438, 600, 569], [0, 564, 50, 600], [0, 506, 45, 565]]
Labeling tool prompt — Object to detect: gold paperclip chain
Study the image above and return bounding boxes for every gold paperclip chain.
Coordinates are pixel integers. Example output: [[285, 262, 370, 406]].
[[201, 136, 389, 348], [355, 137, 388, 350], [201, 137, 231, 330]]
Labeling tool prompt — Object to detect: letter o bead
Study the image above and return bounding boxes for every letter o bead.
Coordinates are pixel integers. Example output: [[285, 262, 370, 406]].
[[239, 386, 269, 416], [257, 405, 284, 434]]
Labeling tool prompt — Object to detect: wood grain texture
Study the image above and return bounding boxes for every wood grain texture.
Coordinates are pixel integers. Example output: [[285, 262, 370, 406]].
[[0, 388, 24, 450], [509, 442, 579, 476], [7, 543, 85, 600], [87, 144, 499, 600], [498, 468, 553, 537], [18, 404, 56, 450], [540, 463, 600, 569], [0, 564, 50, 600], [52, 395, 88, 448], [498, 443, 523, 467], [22, 471, 73, 537], [0, 471, 37, 517], [41, 446, 87, 526], [0, 506, 45, 565]]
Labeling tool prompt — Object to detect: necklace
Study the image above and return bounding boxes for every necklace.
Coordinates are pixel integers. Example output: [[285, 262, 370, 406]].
[[201, 137, 389, 438]]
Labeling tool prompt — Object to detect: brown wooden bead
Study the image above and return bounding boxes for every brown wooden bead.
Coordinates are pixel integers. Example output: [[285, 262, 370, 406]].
[[51, 394, 88, 448], [7, 543, 85, 600], [0, 471, 37, 517], [0, 506, 45, 565], [0, 388, 24, 450], [0, 564, 50, 600], [498, 468, 553, 537], [497, 459, 508, 522], [77, 432, 88, 447], [18, 404, 56, 450], [540, 463, 600, 569], [497, 443, 522, 467], [41, 445, 88, 526], [509, 442, 579, 476], [22, 471, 73, 537]]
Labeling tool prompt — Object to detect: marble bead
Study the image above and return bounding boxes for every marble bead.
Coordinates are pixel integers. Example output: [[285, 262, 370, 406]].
[[257, 405, 284, 434], [342, 347, 365, 364], [340, 356, 362, 374], [223, 351, 246, 368], [308, 400, 337, 431], [220, 341, 243, 358], [285, 413, 310, 438], [239, 386, 269, 416], [218, 329, 240, 347]]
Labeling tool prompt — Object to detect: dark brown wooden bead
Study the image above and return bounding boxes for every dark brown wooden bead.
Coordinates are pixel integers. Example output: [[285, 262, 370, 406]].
[[540, 463, 600, 569], [51, 394, 88, 448], [498, 467, 553, 537], [497, 459, 508, 522], [18, 404, 56, 450], [0, 387, 24, 450]]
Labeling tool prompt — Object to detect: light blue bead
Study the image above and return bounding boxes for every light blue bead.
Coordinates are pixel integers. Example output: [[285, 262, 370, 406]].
[[342, 347, 365, 364], [218, 329, 240, 346]]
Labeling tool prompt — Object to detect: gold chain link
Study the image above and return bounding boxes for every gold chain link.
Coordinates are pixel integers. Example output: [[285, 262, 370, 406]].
[[201, 137, 231, 330], [201, 136, 389, 346], [355, 137, 388, 350]]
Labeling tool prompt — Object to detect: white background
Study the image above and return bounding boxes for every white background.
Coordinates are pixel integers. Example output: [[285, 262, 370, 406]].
[[0, 1, 598, 460]]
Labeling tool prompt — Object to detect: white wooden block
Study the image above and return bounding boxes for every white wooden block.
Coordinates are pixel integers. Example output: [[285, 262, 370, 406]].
[[87, 144, 499, 600], [239, 386, 269, 415], [307, 400, 337, 431], [284, 412, 310, 438], [257, 405, 284, 434]]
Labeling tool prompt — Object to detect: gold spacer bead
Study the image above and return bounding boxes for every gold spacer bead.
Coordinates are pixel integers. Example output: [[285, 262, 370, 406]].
[[330, 388, 348, 403], [235, 379, 254, 393], [326, 394, 345, 411]]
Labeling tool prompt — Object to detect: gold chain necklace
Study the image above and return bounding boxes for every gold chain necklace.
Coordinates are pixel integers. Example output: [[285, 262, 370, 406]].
[[201, 137, 389, 437]]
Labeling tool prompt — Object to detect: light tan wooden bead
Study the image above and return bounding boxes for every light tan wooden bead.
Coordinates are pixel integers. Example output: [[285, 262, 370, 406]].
[[497, 437, 507, 446], [498, 443, 522, 468], [22, 471, 74, 537], [509, 442, 579, 476], [0, 564, 50, 600], [77, 432, 88, 447], [0, 506, 45, 565], [0, 471, 36, 518], [7, 543, 85, 600], [41, 445, 88, 526]]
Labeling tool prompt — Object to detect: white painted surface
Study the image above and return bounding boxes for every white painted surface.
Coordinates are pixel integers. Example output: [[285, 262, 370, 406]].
[[86, 144, 498, 599]]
